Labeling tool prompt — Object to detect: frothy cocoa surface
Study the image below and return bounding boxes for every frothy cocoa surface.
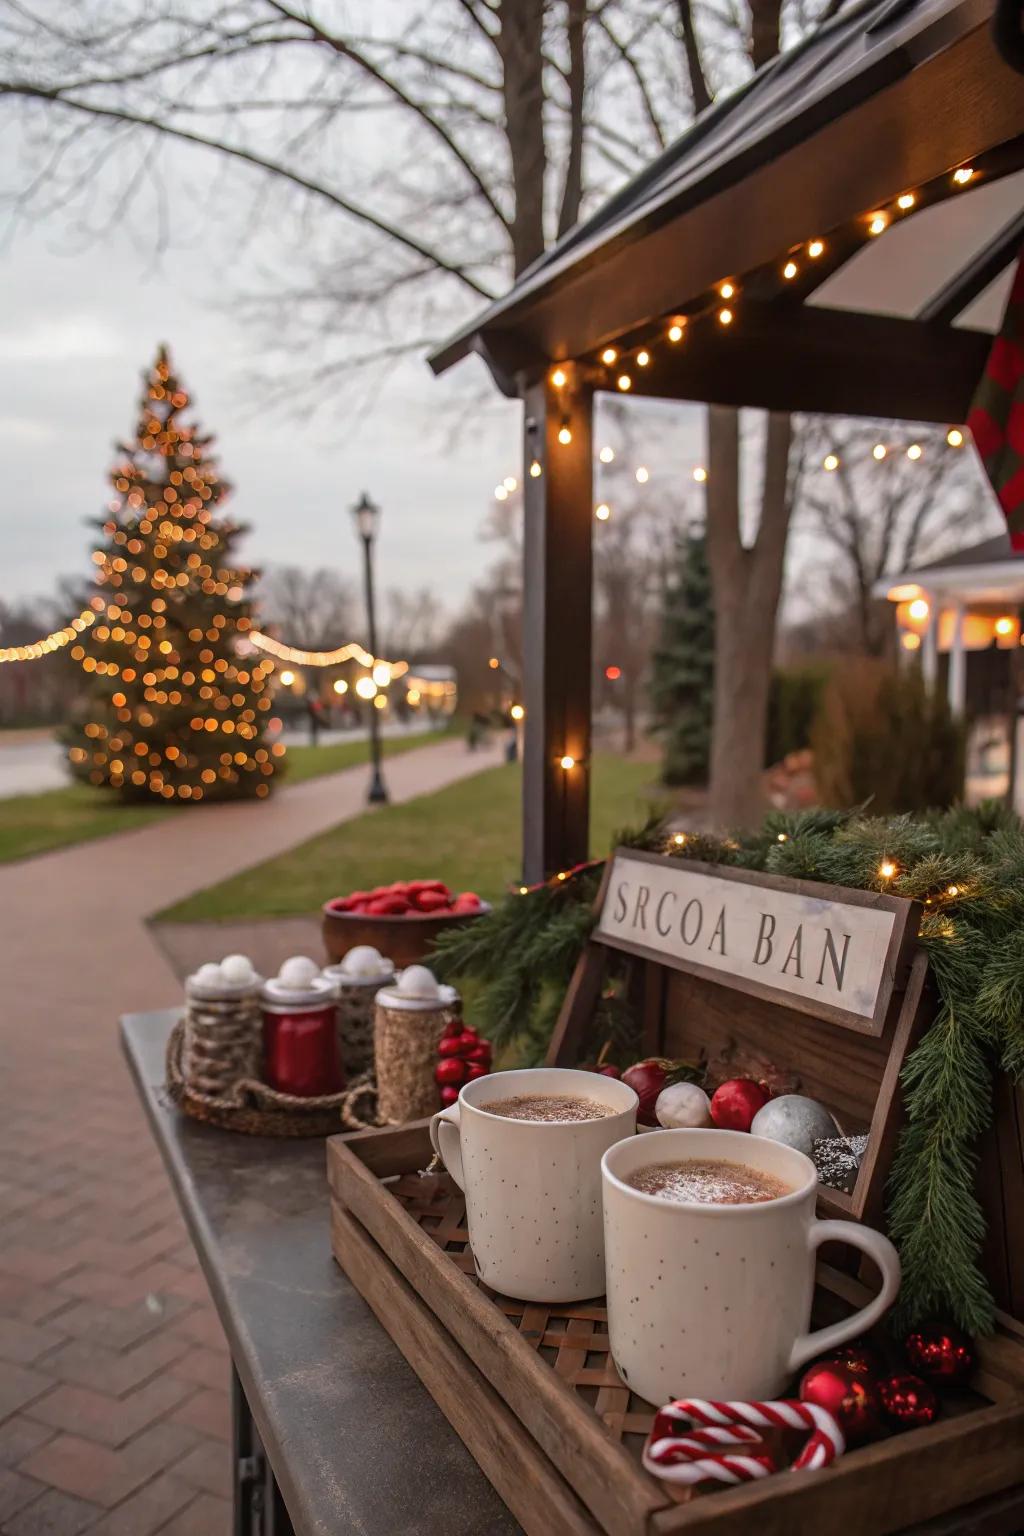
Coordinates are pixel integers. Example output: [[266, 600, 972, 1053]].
[[626, 1158, 791, 1205], [479, 1092, 615, 1123]]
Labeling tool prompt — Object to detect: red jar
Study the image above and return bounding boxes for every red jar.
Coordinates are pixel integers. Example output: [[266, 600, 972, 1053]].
[[261, 973, 343, 1097]]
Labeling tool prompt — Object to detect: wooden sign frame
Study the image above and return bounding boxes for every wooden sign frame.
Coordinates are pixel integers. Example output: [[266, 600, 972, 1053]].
[[546, 850, 930, 1226], [593, 849, 920, 1036]]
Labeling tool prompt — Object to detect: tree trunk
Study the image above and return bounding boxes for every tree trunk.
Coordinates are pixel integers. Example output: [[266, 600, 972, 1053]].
[[497, 0, 547, 274], [705, 407, 793, 828]]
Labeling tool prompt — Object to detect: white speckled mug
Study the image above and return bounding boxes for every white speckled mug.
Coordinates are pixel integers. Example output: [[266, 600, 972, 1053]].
[[429, 1067, 638, 1301], [602, 1128, 900, 1404]]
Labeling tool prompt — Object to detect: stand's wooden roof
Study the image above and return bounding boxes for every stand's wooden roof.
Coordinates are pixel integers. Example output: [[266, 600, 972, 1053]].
[[429, 0, 1024, 423]]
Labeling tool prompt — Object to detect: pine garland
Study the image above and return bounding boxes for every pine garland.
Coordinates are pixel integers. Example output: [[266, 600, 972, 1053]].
[[432, 802, 1024, 1333]]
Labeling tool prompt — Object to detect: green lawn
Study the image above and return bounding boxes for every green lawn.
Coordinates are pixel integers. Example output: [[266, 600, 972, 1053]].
[[0, 728, 447, 864], [157, 753, 667, 922]]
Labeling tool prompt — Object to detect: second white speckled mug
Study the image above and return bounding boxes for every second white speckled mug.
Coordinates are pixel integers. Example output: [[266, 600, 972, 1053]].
[[429, 1067, 637, 1301]]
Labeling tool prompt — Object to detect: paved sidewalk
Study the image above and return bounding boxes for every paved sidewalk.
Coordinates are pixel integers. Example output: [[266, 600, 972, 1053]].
[[0, 738, 503, 1535]]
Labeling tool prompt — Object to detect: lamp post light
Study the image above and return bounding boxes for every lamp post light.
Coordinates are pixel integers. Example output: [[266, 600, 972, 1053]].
[[351, 491, 388, 805]]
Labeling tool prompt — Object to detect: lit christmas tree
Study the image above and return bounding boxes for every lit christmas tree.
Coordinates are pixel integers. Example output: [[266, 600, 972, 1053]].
[[65, 346, 281, 802]]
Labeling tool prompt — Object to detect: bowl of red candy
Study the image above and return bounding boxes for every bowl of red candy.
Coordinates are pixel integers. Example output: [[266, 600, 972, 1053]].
[[322, 879, 491, 968]]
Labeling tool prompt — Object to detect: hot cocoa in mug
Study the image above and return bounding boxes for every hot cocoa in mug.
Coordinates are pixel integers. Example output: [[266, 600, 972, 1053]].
[[430, 1067, 638, 1301], [602, 1128, 901, 1403]]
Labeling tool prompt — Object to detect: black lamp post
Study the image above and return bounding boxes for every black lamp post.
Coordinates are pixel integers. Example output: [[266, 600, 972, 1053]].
[[352, 491, 388, 805]]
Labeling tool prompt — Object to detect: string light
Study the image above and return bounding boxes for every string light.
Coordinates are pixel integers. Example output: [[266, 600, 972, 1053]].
[[668, 323, 684, 342], [636, 350, 651, 367], [250, 631, 406, 675], [783, 261, 798, 280], [595, 503, 611, 520], [719, 281, 735, 299], [333, 679, 348, 695], [488, 656, 500, 669], [867, 212, 888, 235], [947, 428, 964, 447], [718, 308, 733, 326], [510, 703, 525, 721], [529, 459, 542, 477], [693, 466, 708, 483], [0, 604, 101, 664], [952, 167, 974, 186], [504, 476, 518, 491], [897, 192, 916, 211], [599, 445, 615, 463], [279, 670, 296, 686], [807, 239, 825, 258], [495, 483, 509, 500], [777, 832, 788, 842], [616, 373, 632, 391], [558, 422, 573, 445], [354, 676, 378, 700], [823, 453, 840, 471], [635, 466, 649, 483], [995, 616, 1015, 636], [559, 754, 576, 770], [907, 443, 923, 460], [601, 347, 618, 365], [908, 598, 930, 621], [873, 443, 887, 460], [551, 367, 568, 387]]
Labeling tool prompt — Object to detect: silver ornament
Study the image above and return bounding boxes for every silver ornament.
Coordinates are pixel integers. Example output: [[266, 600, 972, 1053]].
[[749, 1094, 839, 1157]]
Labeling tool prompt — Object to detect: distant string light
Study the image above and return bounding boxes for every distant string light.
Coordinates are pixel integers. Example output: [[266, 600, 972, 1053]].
[[599, 445, 615, 463], [0, 603, 101, 664], [250, 631, 408, 676]]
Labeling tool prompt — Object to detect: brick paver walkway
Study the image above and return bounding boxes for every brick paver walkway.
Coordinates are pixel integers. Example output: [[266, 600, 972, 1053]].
[[0, 738, 502, 1534]]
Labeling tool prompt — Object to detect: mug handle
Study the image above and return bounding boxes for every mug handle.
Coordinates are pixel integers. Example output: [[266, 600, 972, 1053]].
[[787, 1219, 901, 1376], [428, 1102, 466, 1191]]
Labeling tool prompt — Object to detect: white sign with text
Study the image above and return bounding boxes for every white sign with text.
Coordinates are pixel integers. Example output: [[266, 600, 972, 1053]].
[[595, 852, 899, 1030]]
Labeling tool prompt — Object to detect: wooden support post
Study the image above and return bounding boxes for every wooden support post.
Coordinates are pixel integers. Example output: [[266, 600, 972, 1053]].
[[521, 372, 593, 883]]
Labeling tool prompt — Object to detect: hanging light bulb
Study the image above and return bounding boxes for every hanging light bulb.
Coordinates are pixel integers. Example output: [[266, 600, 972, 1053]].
[[595, 503, 611, 521], [692, 466, 708, 483], [529, 459, 542, 477], [558, 422, 573, 445], [635, 466, 649, 484], [599, 445, 615, 463], [559, 754, 576, 771]]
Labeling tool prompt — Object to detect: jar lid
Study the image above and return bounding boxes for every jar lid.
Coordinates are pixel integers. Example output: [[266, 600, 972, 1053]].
[[323, 945, 395, 987], [261, 955, 337, 1009], [376, 963, 459, 1012], [187, 955, 263, 1001]]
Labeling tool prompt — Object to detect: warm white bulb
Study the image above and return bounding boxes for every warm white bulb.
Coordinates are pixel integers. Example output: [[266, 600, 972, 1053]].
[[333, 679, 348, 695], [907, 443, 923, 460], [897, 192, 916, 211], [617, 373, 632, 391], [495, 484, 509, 500], [559, 754, 575, 770], [953, 167, 974, 186], [908, 598, 929, 621], [879, 860, 897, 879], [529, 459, 542, 478], [719, 281, 735, 299], [504, 476, 518, 490], [868, 213, 888, 236], [279, 670, 295, 686], [551, 367, 568, 387], [601, 347, 617, 365], [872, 444, 887, 460], [599, 445, 614, 463], [946, 428, 964, 448], [718, 308, 733, 326], [783, 261, 798, 280], [558, 425, 572, 445], [692, 466, 707, 483], [995, 616, 1015, 636], [823, 454, 839, 472], [668, 323, 684, 342], [595, 503, 611, 521], [808, 239, 825, 258], [510, 703, 525, 721], [635, 466, 649, 484], [636, 349, 650, 367], [355, 675, 377, 700]]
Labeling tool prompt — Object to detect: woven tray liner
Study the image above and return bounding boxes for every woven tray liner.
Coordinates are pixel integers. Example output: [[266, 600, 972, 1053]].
[[165, 1017, 379, 1138]]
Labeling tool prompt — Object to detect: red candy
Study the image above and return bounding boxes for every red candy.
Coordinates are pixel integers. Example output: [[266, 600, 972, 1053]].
[[329, 878, 485, 918]]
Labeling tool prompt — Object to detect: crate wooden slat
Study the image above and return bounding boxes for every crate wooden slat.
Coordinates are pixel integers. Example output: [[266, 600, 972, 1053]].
[[327, 1122, 1024, 1536]]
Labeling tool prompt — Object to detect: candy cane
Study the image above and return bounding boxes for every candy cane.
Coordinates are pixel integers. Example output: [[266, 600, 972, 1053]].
[[645, 1398, 845, 1486]]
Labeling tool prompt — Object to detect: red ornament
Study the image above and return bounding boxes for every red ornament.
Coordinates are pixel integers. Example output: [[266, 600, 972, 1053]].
[[434, 1057, 467, 1087], [878, 1372, 939, 1430], [799, 1360, 881, 1445], [904, 1322, 976, 1388], [437, 1035, 463, 1057], [454, 1030, 481, 1056], [710, 1078, 771, 1133], [439, 1085, 460, 1107], [465, 1063, 489, 1080]]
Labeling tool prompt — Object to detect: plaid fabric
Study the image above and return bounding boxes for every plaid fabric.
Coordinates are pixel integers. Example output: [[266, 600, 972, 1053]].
[[967, 251, 1024, 551]]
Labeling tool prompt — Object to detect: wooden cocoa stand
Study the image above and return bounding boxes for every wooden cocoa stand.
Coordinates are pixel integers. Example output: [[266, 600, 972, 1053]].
[[328, 853, 1024, 1535]]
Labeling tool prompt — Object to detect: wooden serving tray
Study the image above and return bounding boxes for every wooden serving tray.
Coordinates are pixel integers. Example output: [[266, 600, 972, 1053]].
[[327, 1121, 1024, 1536]]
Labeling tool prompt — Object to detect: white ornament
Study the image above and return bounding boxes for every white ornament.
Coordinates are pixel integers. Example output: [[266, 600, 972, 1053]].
[[750, 1094, 839, 1158], [342, 945, 386, 978], [278, 955, 320, 990], [655, 1082, 713, 1129], [220, 953, 256, 985], [195, 962, 223, 987], [396, 964, 440, 999]]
